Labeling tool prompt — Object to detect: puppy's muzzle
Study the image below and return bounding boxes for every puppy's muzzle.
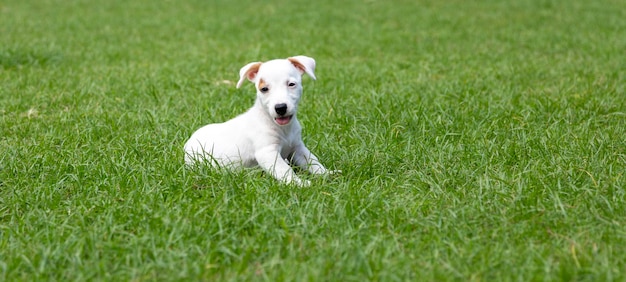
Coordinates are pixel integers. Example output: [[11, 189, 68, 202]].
[[275, 103, 288, 116], [273, 103, 293, 125]]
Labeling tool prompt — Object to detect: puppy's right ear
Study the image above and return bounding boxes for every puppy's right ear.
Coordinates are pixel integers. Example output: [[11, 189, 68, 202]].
[[237, 62, 262, 88]]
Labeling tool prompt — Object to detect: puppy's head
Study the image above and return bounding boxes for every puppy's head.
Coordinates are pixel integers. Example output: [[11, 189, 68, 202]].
[[237, 56, 316, 126]]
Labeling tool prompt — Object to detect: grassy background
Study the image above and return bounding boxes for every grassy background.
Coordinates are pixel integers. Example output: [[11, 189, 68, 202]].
[[1, 0, 625, 280]]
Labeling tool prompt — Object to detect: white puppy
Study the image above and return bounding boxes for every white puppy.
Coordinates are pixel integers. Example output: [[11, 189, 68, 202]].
[[184, 55, 333, 186]]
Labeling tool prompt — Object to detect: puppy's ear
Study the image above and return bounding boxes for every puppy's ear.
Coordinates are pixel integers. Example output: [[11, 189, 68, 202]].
[[288, 56, 316, 80], [237, 62, 262, 88]]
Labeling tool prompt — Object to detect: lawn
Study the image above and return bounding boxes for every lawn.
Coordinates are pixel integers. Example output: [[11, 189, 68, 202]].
[[1, 0, 625, 280]]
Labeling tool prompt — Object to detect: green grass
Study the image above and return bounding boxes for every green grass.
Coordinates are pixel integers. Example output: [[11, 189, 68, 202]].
[[1, 0, 625, 280]]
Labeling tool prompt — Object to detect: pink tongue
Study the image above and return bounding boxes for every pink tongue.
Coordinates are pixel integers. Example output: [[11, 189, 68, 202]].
[[275, 116, 291, 125]]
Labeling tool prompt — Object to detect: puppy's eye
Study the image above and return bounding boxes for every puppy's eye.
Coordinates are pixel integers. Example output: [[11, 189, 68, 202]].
[[288, 82, 296, 87], [260, 87, 269, 93]]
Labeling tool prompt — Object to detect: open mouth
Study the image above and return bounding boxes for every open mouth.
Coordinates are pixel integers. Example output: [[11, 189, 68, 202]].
[[274, 115, 293, 126]]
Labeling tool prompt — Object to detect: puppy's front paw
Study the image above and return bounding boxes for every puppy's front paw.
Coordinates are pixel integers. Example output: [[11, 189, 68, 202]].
[[328, 169, 342, 175]]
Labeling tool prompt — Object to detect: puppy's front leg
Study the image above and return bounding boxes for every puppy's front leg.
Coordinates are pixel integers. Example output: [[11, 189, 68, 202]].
[[255, 146, 309, 186], [291, 144, 329, 175]]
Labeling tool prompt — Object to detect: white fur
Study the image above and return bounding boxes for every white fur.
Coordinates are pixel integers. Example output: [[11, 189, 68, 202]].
[[184, 56, 333, 186]]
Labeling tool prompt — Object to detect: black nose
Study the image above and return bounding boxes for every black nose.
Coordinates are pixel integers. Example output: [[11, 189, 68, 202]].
[[275, 103, 288, 115]]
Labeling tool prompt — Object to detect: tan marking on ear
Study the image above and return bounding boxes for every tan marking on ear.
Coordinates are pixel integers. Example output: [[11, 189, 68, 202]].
[[245, 63, 262, 80], [288, 58, 306, 74]]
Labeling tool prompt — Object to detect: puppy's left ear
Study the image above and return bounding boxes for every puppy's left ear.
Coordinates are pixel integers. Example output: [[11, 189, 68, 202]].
[[288, 56, 316, 80], [237, 62, 262, 88]]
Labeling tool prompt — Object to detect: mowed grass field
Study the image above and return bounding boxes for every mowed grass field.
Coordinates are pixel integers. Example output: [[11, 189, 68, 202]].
[[1, 0, 625, 280]]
